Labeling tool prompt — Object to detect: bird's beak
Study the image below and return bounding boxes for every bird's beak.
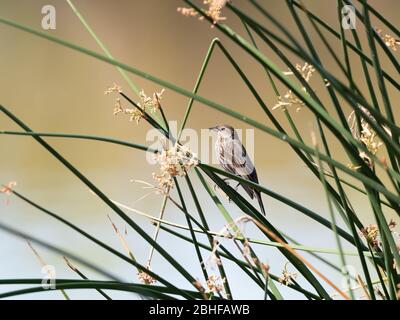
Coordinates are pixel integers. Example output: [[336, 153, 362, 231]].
[[209, 126, 218, 131]]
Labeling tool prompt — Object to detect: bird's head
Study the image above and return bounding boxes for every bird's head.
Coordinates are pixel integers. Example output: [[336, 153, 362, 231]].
[[209, 124, 235, 139]]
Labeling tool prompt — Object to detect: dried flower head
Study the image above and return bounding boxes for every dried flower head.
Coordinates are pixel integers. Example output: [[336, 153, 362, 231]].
[[152, 89, 165, 113], [347, 105, 387, 169], [204, 0, 228, 24], [112, 101, 144, 124], [0, 181, 16, 196], [152, 142, 198, 194], [360, 127, 383, 155], [105, 84, 144, 124], [295, 62, 316, 82], [113, 98, 124, 115], [376, 28, 400, 51], [361, 224, 380, 249], [137, 268, 157, 285], [279, 263, 297, 286], [178, 0, 229, 25], [106, 86, 165, 124], [273, 62, 315, 112], [138, 89, 165, 113], [205, 275, 225, 294], [0, 181, 17, 205], [361, 220, 399, 254], [177, 7, 198, 17], [104, 83, 122, 95], [127, 107, 145, 124]]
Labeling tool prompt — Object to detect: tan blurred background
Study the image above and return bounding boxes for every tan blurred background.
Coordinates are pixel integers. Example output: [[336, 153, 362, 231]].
[[0, 0, 399, 299]]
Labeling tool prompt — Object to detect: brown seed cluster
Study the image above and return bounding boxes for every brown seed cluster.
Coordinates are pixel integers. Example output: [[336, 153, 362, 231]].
[[152, 143, 198, 194], [361, 219, 399, 252], [178, 0, 229, 25], [0, 181, 17, 204], [105, 84, 165, 124], [273, 62, 316, 112], [278, 263, 297, 286], [137, 269, 157, 285], [205, 274, 226, 295], [347, 105, 389, 169], [376, 28, 400, 51]]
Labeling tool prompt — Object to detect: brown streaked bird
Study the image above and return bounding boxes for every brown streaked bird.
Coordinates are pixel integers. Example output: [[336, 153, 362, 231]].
[[209, 124, 266, 216]]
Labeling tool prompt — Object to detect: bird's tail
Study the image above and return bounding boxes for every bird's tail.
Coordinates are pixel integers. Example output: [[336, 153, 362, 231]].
[[255, 192, 266, 216]]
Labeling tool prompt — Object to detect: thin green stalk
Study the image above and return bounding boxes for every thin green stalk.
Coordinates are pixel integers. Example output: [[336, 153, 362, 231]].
[[315, 139, 354, 299], [0, 130, 155, 152], [195, 169, 283, 300], [367, 190, 400, 271], [158, 224, 321, 300], [291, 0, 400, 91], [66, 0, 139, 95], [0, 104, 199, 297], [0, 281, 176, 300], [184, 175, 233, 299], [302, 0, 375, 296], [64, 257, 112, 300], [0, 222, 122, 282], [115, 201, 378, 257], [202, 167, 331, 299], [205, 5, 400, 216], [1, 15, 398, 190], [2, 128, 393, 211], [146, 196, 169, 268], [285, 0, 362, 234], [356, 0, 400, 37], [231, 2, 400, 170], [174, 178, 210, 286], [350, 0, 400, 75], [8, 189, 190, 297], [337, 0, 355, 91], [242, 18, 313, 163], [178, 38, 220, 139]]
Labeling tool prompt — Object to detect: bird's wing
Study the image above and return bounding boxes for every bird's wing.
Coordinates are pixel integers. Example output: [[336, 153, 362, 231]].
[[218, 138, 259, 199], [230, 139, 258, 181]]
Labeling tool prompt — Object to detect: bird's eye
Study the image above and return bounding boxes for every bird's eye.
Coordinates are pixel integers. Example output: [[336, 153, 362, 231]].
[[221, 127, 225, 131]]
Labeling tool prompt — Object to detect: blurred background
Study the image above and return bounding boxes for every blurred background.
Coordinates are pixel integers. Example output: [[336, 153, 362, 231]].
[[0, 0, 399, 299]]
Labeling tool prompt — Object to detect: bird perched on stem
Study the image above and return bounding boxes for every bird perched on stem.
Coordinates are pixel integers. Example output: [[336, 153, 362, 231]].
[[209, 124, 266, 216]]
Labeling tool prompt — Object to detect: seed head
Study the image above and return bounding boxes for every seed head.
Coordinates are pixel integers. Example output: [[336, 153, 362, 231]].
[[273, 62, 315, 112], [152, 143, 198, 194], [278, 263, 297, 286], [178, 0, 229, 25], [137, 268, 157, 285], [104, 83, 122, 95], [376, 28, 400, 51]]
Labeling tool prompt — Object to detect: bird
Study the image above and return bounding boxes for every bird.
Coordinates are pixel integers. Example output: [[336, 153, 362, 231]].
[[209, 124, 266, 216]]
